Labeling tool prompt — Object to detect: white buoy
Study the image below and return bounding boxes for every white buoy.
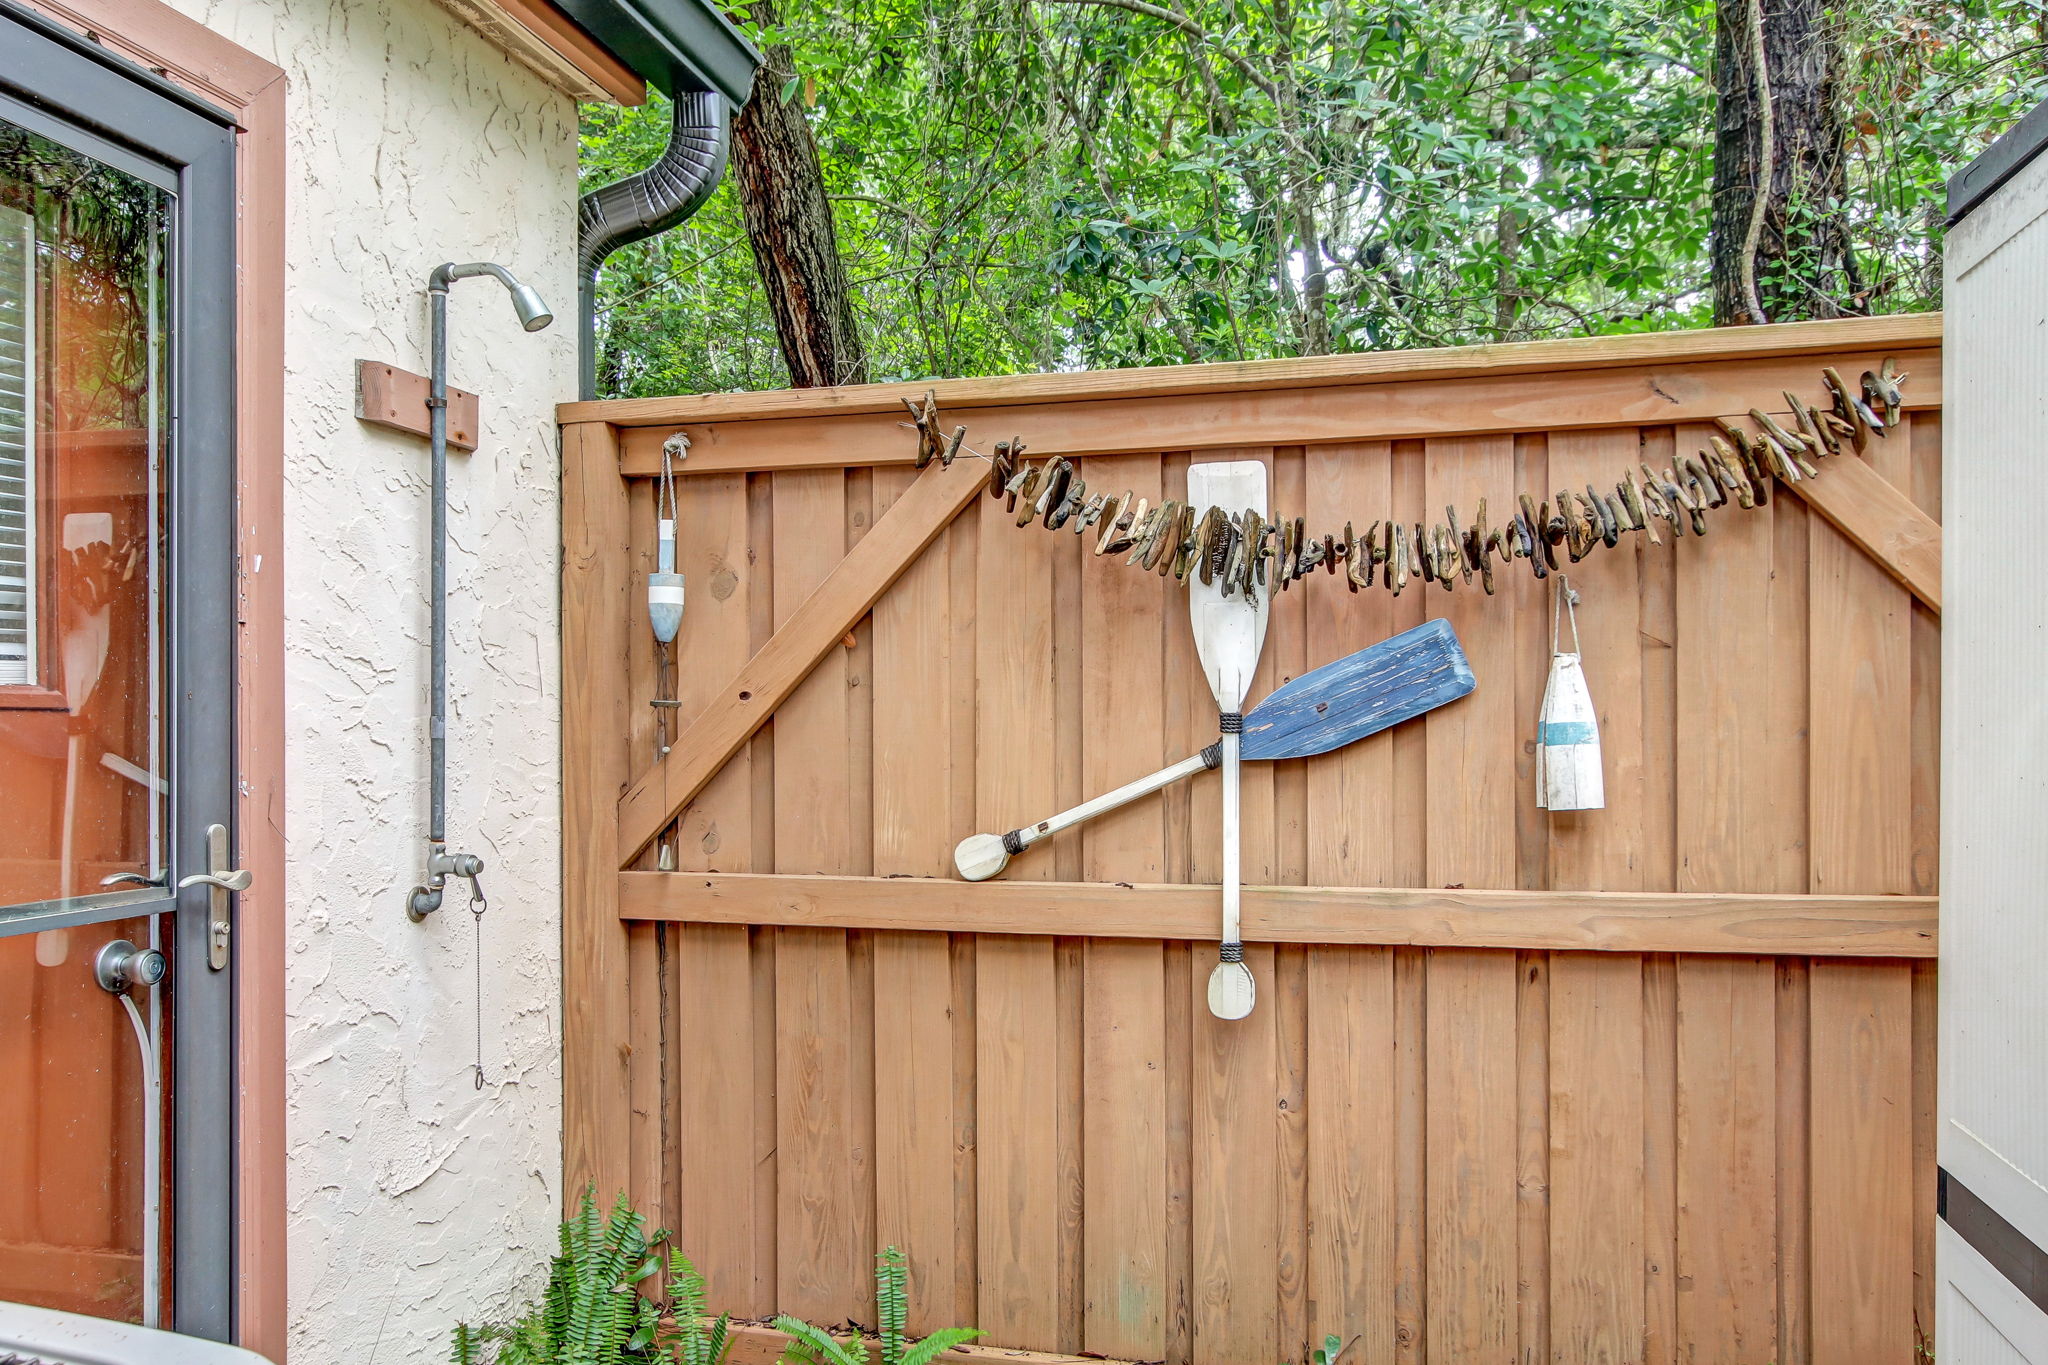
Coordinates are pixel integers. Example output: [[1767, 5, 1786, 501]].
[[649, 435, 687, 644], [1537, 577, 1604, 811], [649, 516, 684, 643]]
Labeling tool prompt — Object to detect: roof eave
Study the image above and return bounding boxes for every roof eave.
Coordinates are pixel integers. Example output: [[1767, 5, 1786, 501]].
[[555, 0, 759, 105]]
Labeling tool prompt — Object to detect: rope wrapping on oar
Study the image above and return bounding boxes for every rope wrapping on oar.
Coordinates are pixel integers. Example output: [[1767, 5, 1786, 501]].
[[1220, 942, 1245, 962], [1002, 831, 1026, 855], [1219, 711, 1243, 733]]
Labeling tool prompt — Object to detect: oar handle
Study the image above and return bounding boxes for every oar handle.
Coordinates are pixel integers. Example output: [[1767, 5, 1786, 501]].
[[1220, 723, 1242, 950], [956, 748, 1218, 881], [1016, 748, 1215, 850]]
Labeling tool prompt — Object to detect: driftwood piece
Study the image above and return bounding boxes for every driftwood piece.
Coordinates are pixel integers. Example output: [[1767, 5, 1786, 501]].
[[1706, 438, 1755, 509], [1096, 493, 1135, 556], [1037, 460, 1073, 527]]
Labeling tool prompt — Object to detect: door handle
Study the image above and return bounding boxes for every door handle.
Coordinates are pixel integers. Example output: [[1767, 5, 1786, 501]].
[[176, 824, 250, 970]]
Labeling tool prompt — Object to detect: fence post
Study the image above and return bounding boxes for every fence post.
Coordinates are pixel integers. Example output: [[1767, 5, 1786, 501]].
[[562, 419, 634, 1207]]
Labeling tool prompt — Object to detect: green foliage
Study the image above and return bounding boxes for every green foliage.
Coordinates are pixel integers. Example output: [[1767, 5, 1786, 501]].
[[582, 0, 2041, 397], [449, 1189, 727, 1365], [452, 1201, 971, 1365], [449, 1190, 663, 1365], [660, 1242, 735, 1365], [1293, 1333, 1352, 1365], [773, 1248, 982, 1365]]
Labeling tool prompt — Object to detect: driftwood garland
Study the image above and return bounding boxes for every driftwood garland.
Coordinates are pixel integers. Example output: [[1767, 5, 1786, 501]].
[[902, 361, 1908, 602]]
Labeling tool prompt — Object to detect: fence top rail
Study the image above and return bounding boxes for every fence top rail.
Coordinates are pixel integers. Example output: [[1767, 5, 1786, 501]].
[[558, 312, 1941, 428]]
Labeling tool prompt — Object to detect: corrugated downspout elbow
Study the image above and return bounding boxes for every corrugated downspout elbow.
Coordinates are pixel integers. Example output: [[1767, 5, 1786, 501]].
[[577, 88, 731, 397]]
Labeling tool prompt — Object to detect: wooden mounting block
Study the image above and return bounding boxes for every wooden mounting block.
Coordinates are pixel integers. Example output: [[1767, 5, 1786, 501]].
[[356, 359, 480, 451]]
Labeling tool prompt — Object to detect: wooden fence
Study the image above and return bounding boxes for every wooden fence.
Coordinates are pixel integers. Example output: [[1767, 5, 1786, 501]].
[[560, 315, 1943, 1365]]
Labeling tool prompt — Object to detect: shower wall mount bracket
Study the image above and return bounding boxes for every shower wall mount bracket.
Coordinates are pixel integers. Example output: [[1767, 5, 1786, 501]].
[[356, 359, 481, 449]]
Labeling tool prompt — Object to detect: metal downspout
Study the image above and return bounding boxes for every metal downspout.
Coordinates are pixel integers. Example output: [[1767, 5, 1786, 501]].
[[577, 89, 731, 398]]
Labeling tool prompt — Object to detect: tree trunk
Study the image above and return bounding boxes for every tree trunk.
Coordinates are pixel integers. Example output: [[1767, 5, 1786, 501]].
[[1711, 0, 1857, 325], [730, 1, 868, 387]]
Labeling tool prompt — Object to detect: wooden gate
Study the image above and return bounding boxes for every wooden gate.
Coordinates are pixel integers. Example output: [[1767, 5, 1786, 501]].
[[561, 315, 1942, 1365]]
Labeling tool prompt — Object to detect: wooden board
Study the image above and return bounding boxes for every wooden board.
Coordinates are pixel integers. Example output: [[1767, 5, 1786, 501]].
[[610, 348, 1939, 483], [569, 314, 1939, 424], [354, 358, 478, 449], [620, 872, 1938, 958]]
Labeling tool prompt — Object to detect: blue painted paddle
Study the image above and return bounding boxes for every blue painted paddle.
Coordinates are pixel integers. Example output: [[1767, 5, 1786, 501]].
[[954, 618, 1476, 881]]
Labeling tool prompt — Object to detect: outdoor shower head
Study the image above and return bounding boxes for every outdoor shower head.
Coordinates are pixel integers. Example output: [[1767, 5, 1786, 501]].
[[429, 260, 553, 331], [508, 283, 554, 332]]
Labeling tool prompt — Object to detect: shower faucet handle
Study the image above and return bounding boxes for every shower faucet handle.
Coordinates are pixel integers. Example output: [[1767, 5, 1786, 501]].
[[407, 846, 486, 922]]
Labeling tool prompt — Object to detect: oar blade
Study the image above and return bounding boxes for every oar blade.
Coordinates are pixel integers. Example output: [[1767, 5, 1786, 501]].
[[1242, 617, 1475, 761], [1185, 461, 1270, 711]]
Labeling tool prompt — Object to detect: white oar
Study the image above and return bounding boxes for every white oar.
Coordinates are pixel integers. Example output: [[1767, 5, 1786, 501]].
[[953, 750, 1215, 881], [1187, 461, 1270, 1020]]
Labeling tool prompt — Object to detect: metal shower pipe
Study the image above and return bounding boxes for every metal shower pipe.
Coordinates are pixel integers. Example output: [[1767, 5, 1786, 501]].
[[407, 262, 552, 922]]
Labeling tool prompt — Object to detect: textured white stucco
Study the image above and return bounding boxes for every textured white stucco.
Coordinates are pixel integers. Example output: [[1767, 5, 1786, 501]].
[[155, 2, 578, 1360]]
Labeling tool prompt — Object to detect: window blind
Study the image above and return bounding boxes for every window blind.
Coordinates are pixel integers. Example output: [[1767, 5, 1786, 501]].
[[0, 205, 32, 687]]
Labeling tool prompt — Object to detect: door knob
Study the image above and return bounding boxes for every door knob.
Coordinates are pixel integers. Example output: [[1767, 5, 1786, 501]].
[[94, 939, 169, 994], [176, 824, 249, 970]]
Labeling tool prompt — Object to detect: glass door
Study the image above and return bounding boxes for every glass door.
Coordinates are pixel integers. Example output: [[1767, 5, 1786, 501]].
[[0, 5, 238, 1343]]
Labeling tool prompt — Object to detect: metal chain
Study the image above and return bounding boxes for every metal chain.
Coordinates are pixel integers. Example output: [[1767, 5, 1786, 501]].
[[470, 882, 488, 1090]]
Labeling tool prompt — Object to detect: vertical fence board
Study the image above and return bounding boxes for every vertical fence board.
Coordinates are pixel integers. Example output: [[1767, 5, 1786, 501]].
[[1305, 947, 1396, 1365], [676, 924, 765, 1310], [1641, 954, 1680, 1365], [1807, 483, 1914, 1365], [1304, 442, 1396, 886], [870, 468, 966, 1332], [772, 471, 869, 1324], [1549, 953, 1646, 1365], [1422, 436, 1517, 889], [874, 932, 960, 1332], [1192, 945, 1280, 1365], [1674, 956, 1777, 1362], [977, 936, 1061, 1349], [1512, 434, 1553, 892], [1545, 429, 1646, 889], [1808, 961, 1914, 1365], [1518, 950, 1553, 1365], [1426, 950, 1520, 1365], [1076, 451, 1172, 1358]]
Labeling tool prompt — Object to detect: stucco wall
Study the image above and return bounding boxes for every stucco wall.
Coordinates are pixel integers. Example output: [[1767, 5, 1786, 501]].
[[158, 2, 577, 1360]]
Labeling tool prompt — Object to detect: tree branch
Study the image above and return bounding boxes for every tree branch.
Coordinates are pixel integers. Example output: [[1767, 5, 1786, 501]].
[[1042, 0, 1282, 101], [1739, 0, 1774, 325]]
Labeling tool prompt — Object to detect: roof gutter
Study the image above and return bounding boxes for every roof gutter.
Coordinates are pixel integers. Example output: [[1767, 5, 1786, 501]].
[[570, 0, 760, 398]]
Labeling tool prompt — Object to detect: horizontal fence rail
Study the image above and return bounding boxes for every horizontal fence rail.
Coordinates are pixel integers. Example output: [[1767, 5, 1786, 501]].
[[564, 316, 1944, 1365]]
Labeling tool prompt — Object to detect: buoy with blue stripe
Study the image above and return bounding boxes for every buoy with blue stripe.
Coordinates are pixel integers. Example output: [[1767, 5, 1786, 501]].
[[1537, 576, 1604, 811]]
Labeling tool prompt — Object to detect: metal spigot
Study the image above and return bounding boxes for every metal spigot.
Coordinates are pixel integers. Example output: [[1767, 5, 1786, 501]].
[[407, 843, 485, 921]]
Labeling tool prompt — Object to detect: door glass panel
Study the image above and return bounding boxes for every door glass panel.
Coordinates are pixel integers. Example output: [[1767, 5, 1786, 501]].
[[0, 914, 162, 1323], [0, 113, 174, 1328], [0, 118, 170, 914]]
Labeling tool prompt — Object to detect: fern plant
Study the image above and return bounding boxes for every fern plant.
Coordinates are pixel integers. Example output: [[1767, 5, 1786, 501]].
[[773, 1248, 981, 1365], [657, 1242, 733, 1365], [449, 1188, 667, 1365], [1290, 1333, 1353, 1365], [453, 1198, 970, 1365]]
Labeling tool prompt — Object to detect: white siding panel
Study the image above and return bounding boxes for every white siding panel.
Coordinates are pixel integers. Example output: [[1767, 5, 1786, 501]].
[[1943, 134, 2048, 1293]]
